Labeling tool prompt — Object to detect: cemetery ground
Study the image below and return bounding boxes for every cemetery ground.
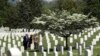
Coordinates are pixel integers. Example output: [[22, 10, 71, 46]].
[[0, 27, 100, 56]]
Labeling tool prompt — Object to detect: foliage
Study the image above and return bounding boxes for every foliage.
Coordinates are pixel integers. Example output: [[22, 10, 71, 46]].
[[0, 0, 9, 26], [83, 0, 100, 21], [3, 6, 19, 28], [0, 0, 100, 29], [31, 10, 99, 36], [15, 0, 42, 28], [57, 0, 86, 13], [0, 0, 42, 28]]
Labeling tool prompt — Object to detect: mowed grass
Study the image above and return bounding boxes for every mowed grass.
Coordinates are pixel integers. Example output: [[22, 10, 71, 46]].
[[0, 29, 100, 56]]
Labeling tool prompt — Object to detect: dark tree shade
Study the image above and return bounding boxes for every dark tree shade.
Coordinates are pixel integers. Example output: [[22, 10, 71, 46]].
[[3, 0, 42, 28], [0, 0, 10, 26], [16, 0, 42, 28], [83, 0, 100, 21]]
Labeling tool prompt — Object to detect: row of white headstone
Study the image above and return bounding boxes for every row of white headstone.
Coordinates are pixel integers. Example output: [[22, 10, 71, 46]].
[[0, 27, 100, 56], [67, 27, 100, 56]]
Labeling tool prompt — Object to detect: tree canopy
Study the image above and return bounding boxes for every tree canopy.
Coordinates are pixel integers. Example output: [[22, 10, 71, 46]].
[[31, 10, 99, 36]]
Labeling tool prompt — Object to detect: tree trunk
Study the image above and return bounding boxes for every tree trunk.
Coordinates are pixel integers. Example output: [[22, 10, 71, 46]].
[[65, 37, 69, 50], [63, 34, 71, 50]]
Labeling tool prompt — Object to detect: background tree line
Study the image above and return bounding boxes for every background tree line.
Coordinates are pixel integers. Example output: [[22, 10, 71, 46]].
[[0, 0, 100, 28]]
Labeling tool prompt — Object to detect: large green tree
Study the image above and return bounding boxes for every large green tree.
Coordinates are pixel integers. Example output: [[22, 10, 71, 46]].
[[16, 0, 42, 28], [3, 0, 42, 28], [4, 6, 19, 28], [31, 10, 99, 49], [0, 0, 19, 28]]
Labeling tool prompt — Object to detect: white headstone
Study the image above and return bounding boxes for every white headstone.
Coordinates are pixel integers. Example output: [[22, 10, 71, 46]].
[[64, 41, 66, 47], [4, 37, 7, 41], [39, 41, 43, 46], [96, 35, 99, 41], [31, 44, 34, 50], [21, 38, 23, 42], [47, 46, 50, 54], [8, 38, 11, 43], [74, 34, 77, 39], [54, 51, 58, 56], [47, 43, 51, 54], [26, 51, 29, 56], [0, 49, 3, 56], [18, 42, 21, 47], [85, 49, 92, 56], [89, 45, 93, 55], [21, 46, 24, 53], [91, 31, 93, 35], [61, 46, 64, 55], [55, 40, 58, 46], [3, 42, 6, 47], [76, 42, 78, 49], [67, 51, 73, 56], [92, 40, 96, 45], [80, 38, 83, 44], [13, 45, 17, 48], [78, 45, 82, 56], [93, 28, 96, 32], [58, 36, 61, 39], [39, 46, 44, 53], [51, 34, 56, 40], [88, 32, 91, 37], [40, 35, 43, 42], [12, 35, 14, 40], [42, 52, 46, 56], [8, 44, 11, 49], [70, 38, 73, 44], [83, 42, 86, 49], [16, 37, 19, 41], [33, 52, 37, 56], [54, 46, 56, 53], [69, 46, 72, 52], [79, 33, 81, 37], [7, 48, 22, 56], [1, 47, 5, 53], [84, 35, 88, 41], [61, 37, 64, 41], [13, 40, 16, 45], [0, 41, 1, 46]]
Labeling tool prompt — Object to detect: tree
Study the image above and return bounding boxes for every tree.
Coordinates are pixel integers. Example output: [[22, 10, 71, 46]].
[[4, 6, 19, 28], [31, 10, 99, 49], [0, 0, 20, 28], [17, 0, 42, 29], [0, 0, 9, 26], [83, 0, 100, 21], [57, 0, 86, 13], [2, 0, 42, 28]]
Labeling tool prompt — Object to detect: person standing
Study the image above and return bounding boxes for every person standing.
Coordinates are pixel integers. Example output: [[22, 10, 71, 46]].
[[33, 34, 39, 49], [23, 34, 29, 50], [28, 35, 33, 48]]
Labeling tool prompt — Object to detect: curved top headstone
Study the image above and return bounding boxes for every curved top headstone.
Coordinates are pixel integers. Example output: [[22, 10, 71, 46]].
[[7, 47, 22, 56]]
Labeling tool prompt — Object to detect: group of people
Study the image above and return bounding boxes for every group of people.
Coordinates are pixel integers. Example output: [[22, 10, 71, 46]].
[[23, 34, 39, 50]]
